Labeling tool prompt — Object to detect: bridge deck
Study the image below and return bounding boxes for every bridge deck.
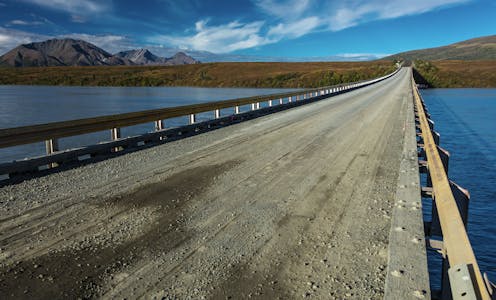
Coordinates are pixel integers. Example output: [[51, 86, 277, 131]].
[[0, 68, 426, 299]]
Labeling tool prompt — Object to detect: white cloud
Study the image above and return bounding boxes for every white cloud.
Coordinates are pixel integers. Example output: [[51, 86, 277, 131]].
[[336, 53, 390, 60], [268, 16, 320, 39], [0, 34, 10, 43], [255, 0, 312, 18], [329, 0, 470, 31], [20, 0, 107, 13], [152, 16, 323, 54], [152, 20, 271, 53], [8, 19, 45, 26], [59, 33, 130, 53], [0, 27, 130, 55], [152, 0, 469, 53], [0, 27, 50, 54]]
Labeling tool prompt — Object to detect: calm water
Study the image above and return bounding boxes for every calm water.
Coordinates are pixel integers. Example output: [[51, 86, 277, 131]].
[[0, 85, 299, 163], [420, 89, 496, 289]]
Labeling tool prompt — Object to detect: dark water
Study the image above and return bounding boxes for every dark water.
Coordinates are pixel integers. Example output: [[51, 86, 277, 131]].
[[0, 85, 299, 163], [420, 88, 496, 289]]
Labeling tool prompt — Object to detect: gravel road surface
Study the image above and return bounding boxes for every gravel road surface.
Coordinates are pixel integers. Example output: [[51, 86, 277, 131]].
[[0, 68, 413, 299]]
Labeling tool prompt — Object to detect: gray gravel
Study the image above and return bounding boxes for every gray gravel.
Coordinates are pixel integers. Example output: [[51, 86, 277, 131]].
[[0, 68, 412, 299]]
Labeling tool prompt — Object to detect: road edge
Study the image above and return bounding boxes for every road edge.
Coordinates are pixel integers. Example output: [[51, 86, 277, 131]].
[[384, 76, 431, 299]]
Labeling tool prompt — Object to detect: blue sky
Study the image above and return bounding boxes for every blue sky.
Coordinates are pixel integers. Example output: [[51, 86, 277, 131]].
[[0, 0, 495, 60]]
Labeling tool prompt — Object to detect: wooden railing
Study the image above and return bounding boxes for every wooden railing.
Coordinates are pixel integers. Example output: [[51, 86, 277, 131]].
[[413, 74, 492, 300]]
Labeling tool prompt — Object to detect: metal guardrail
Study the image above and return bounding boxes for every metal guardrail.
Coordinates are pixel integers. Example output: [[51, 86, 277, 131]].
[[412, 74, 493, 300], [0, 71, 397, 150], [0, 68, 399, 179]]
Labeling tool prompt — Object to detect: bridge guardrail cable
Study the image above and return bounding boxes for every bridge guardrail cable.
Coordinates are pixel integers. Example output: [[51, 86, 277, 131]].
[[412, 73, 492, 300]]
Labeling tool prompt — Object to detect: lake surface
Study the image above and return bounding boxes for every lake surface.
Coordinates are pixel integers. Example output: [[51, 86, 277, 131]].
[[420, 88, 496, 290], [0, 85, 299, 163]]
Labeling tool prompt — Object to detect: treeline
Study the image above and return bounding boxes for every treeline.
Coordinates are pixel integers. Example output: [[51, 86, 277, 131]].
[[414, 60, 496, 88], [0, 61, 396, 88]]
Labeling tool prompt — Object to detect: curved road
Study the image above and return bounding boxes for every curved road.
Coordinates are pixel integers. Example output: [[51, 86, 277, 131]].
[[0, 68, 413, 299]]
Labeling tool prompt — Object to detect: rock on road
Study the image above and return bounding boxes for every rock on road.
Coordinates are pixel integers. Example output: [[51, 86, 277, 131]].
[[0, 68, 413, 299]]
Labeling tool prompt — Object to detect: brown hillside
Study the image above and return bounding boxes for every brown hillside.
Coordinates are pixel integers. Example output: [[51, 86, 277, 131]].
[[414, 60, 496, 87], [386, 35, 496, 61], [0, 61, 396, 88]]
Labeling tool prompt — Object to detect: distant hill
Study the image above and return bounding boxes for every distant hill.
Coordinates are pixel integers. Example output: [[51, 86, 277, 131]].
[[0, 39, 200, 67], [114, 49, 166, 65], [165, 52, 200, 65], [114, 49, 200, 65], [0, 39, 133, 67], [385, 35, 496, 61]]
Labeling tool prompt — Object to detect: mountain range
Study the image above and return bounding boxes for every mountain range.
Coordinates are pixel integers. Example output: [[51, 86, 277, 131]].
[[0, 35, 495, 67], [385, 35, 496, 61], [0, 39, 200, 67]]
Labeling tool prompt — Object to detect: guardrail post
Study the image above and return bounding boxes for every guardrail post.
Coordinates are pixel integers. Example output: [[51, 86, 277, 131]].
[[256, 102, 260, 109], [433, 131, 440, 145], [45, 138, 59, 168], [450, 181, 470, 227], [288, 96, 292, 103], [45, 138, 59, 155], [438, 146, 450, 173], [234, 106, 240, 114], [155, 120, 164, 131], [428, 119, 435, 130], [279, 98, 283, 105], [251, 103, 256, 110], [111, 128, 122, 152], [441, 256, 453, 300], [214, 109, 220, 119], [189, 114, 196, 124], [268, 100, 272, 107]]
